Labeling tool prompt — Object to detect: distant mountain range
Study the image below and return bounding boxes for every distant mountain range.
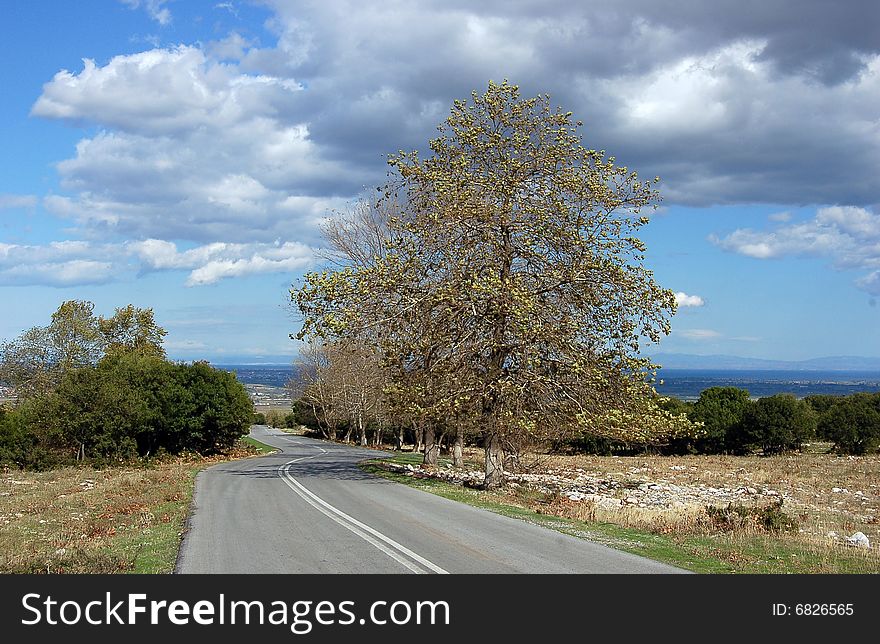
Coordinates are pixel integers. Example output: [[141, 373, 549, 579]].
[[651, 353, 880, 371]]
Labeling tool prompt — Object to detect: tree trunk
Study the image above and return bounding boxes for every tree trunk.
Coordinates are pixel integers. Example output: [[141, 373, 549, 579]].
[[342, 425, 352, 443], [396, 425, 405, 451], [423, 422, 439, 466], [452, 425, 464, 468], [328, 423, 337, 441], [484, 432, 504, 488], [413, 419, 424, 453], [373, 423, 383, 447], [358, 413, 367, 446]]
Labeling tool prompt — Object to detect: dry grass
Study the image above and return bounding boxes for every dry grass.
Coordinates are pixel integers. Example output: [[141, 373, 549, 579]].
[[535, 452, 879, 541], [0, 443, 259, 574], [404, 446, 880, 572]]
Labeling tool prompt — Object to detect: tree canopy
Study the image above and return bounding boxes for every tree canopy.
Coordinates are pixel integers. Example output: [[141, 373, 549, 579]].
[[295, 81, 691, 486]]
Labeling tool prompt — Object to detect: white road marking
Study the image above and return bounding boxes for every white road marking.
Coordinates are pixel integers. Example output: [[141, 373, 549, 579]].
[[276, 441, 449, 575]]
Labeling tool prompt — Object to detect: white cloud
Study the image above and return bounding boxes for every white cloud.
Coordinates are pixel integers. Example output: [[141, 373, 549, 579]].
[[128, 238, 316, 286], [0, 194, 38, 210], [0, 238, 315, 287], [120, 0, 171, 26], [674, 292, 704, 307], [713, 205, 880, 293], [768, 211, 792, 222], [31, 46, 360, 243], [29, 4, 880, 254], [677, 329, 722, 340], [17, 2, 880, 298], [856, 271, 880, 295]]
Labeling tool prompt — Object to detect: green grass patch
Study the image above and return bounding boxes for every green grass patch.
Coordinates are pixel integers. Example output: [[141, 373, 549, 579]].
[[239, 435, 277, 454]]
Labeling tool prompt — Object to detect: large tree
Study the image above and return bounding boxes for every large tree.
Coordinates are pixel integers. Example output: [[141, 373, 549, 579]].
[[0, 300, 102, 399], [1, 301, 168, 400], [99, 304, 168, 359], [296, 81, 687, 486]]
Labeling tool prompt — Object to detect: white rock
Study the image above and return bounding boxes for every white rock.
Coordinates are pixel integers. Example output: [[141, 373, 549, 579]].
[[844, 532, 870, 548]]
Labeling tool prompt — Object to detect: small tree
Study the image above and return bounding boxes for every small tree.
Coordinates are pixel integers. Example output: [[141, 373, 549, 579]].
[[731, 394, 816, 455], [689, 387, 752, 454], [1, 300, 103, 399], [819, 393, 880, 455]]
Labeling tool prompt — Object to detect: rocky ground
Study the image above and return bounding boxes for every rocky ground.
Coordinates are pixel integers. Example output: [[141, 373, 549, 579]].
[[379, 449, 878, 550]]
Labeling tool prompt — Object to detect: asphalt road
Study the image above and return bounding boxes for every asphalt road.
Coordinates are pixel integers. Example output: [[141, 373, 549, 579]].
[[175, 426, 688, 574]]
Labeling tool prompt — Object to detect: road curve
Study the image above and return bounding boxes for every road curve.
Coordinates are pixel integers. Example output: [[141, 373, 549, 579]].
[[175, 426, 688, 574]]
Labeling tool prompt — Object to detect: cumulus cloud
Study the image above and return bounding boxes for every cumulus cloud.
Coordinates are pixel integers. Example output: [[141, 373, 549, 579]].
[[0, 238, 315, 287], [0, 241, 116, 286], [128, 238, 316, 285], [713, 205, 880, 294], [18, 0, 880, 298], [28, 1, 880, 253], [32, 46, 358, 242], [674, 292, 704, 307]]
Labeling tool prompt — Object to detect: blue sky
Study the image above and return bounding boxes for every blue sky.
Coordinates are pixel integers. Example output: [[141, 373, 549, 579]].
[[1, 0, 879, 364]]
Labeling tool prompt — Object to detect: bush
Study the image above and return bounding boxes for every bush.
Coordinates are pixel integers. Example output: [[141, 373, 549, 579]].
[[729, 393, 816, 455], [819, 393, 880, 455], [252, 412, 267, 425], [706, 499, 798, 533], [688, 387, 751, 454], [6, 355, 254, 464]]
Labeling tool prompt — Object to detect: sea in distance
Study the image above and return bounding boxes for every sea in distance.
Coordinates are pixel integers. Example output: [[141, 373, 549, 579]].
[[218, 365, 880, 402], [655, 369, 880, 401]]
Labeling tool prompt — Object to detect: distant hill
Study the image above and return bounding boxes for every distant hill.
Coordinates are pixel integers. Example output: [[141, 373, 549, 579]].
[[651, 353, 880, 371]]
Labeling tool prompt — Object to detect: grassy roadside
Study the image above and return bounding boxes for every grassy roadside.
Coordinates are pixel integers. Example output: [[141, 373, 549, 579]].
[[360, 453, 880, 574], [0, 436, 274, 574], [239, 435, 279, 454]]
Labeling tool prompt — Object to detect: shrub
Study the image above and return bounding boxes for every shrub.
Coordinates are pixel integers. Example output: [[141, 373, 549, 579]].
[[819, 393, 880, 455], [706, 499, 798, 533], [688, 387, 751, 454], [728, 393, 816, 455]]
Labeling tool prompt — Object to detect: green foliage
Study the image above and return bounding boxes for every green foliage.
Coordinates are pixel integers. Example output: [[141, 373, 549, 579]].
[[264, 409, 284, 428], [99, 304, 167, 359], [818, 392, 880, 455], [252, 412, 267, 425], [0, 354, 252, 467], [689, 387, 752, 454], [729, 394, 816, 455], [1, 300, 167, 401]]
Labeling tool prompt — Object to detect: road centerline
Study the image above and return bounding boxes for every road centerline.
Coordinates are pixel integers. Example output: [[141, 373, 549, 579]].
[[276, 442, 449, 575]]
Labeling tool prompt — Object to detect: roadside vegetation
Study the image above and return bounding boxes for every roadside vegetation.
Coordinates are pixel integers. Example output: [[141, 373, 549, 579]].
[[0, 300, 263, 573], [292, 81, 696, 488], [0, 440, 265, 573], [0, 301, 253, 469]]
